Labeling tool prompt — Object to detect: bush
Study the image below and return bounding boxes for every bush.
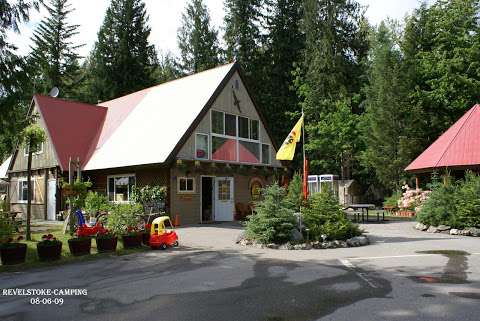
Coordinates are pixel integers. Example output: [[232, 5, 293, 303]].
[[285, 172, 303, 212], [383, 191, 401, 207], [455, 172, 480, 228], [131, 185, 166, 208], [416, 181, 458, 227], [107, 203, 144, 236], [0, 214, 15, 244], [84, 191, 110, 216], [303, 190, 362, 241], [245, 184, 296, 244]]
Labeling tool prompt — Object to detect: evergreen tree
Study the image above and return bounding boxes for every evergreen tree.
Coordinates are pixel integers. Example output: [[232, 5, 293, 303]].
[[296, 0, 368, 178], [29, 0, 83, 98], [154, 51, 182, 84], [360, 22, 414, 190], [223, 0, 263, 74], [177, 0, 221, 73], [87, 0, 157, 102]]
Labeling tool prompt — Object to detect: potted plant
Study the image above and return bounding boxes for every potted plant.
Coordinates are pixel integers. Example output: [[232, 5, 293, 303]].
[[37, 234, 62, 261], [68, 236, 91, 256], [95, 230, 117, 253], [108, 203, 144, 249], [0, 214, 26, 265]]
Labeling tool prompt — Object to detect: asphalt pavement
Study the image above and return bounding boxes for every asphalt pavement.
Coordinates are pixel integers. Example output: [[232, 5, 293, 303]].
[[0, 221, 479, 321]]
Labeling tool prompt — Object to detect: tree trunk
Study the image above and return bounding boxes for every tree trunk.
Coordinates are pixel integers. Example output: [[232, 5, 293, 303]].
[[26, 150, 33, 240]]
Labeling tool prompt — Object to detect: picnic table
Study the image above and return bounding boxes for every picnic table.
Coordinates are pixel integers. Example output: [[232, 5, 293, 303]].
[[343, 204, 383, 223]]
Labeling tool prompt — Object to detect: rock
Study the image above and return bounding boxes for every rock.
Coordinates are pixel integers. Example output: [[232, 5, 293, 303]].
[[279, 242, 295, 250], [459, 229, 472, 236], [426, 226, 439, 233], [415, 223, 429, 231], [235, 231, 247, 244], [450, 229, 459, 235], [347, 236, 369, 247], [338, 241, 348, 248], [266, 243, 279, 249], [466, 227, 480, 237], [437, 225, 451, 231], [293, 244, 303, 250], [312, 241, 322, 249], [303, 243, 312, 250], [239, 239, 252, 246], [290, 229, 304, 242]]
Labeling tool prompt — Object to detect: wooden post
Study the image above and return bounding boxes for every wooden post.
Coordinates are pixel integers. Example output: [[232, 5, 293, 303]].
[[26, 148, 33, 240], [44, 169, 48, 220], [415, 176, 419, 190]]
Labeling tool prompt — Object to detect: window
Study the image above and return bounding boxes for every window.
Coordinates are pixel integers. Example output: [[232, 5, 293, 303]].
[[262, 144, 270, 164], [225, 113, 237, 136], [238, 117, 249, 138], [107, 175, 136, 202], [239, 140, 260, 163], [195, 133, 209, 159], [24, 142, 44, 156], [212, 110, 224, 134], [212, 136, 237, 161], [17, 179, 34, 202], [178, 177, 195, 193], [250, 120, 259, 140]]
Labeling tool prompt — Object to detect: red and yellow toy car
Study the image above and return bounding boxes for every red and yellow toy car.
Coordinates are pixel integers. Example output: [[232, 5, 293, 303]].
[[149, 216, 179, 250]]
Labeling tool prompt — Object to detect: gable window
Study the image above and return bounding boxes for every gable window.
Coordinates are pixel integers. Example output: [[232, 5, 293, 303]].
[[225, 113, 237, 136], [212, 136, 237, 161], [262, 144, 271, 165], [178, 177, 195, 193], [18, 179, 34, 202], [239, 140, 260, 163], [212, 110, 224, 134], [238, 117, 249, 139], [250, 120, 259, 140], [195, 133, 209, 159], [108, 174, 136, 202], [24, 142, 44, 156]]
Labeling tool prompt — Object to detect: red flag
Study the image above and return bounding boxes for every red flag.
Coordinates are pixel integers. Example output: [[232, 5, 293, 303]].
[[303, 158, 309, 200]]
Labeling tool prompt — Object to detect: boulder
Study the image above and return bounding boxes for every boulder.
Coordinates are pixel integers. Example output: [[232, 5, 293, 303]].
[[266, 243, 279, 249], [426, 226, 439, 233], [312, 241, 322, 249], [235, 231, 247, 244], [347, 236, 369, 247], [290, 229, 304, 242], [466, 227, 480, 237], [415, 223, 429, 231], [437, 225, 451, 231], [279, 242, 295, 250], [459, 229, 472, 236], [450, 229, 459, 235]]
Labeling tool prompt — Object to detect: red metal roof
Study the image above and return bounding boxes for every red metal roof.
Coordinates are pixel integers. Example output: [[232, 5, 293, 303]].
[[34, 95, 107, 171], [406, 104, 480, 172]]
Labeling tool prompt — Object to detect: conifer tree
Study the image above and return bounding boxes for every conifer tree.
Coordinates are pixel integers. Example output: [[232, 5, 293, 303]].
[[87, 0, 157, 102], [177, 0, 221, 73], [29, 0, 83, 98]]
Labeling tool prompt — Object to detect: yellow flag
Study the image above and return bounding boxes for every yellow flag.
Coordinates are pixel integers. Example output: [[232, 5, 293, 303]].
[[276, 115, 303, 160]]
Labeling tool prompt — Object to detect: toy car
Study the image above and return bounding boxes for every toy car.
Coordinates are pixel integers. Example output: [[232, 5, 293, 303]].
[[149, 216, 178, 250]]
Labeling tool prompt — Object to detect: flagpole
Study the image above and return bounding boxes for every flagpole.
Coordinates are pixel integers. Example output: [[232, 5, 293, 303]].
[[302, 107, 308, 202]]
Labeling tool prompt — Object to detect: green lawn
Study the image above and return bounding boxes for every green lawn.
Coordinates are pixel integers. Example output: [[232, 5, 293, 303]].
[[0, 224, 148, 273]]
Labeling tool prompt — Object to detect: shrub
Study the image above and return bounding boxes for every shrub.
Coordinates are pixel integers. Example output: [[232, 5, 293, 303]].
[[84, 191, 110, 216], [0, 213, 15, 244], [383, 191, 401, 207], [303, 190, 362, 241], [245, 184, 296, 244], [107, 203, 144, 236], [455, 172, 480, 228], [416, 181, 457, 227], [285, 172, 303, 212], [131, 185, 166, 208]]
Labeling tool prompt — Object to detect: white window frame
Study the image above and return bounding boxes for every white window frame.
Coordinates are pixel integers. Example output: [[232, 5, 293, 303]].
[[107, 174, 136, 203], [24, 142, 44, 157], [209, 109, 264, 165], [17, 178, 34, 203], [195, 133, 209, 160], [177, 177, 195, 193]]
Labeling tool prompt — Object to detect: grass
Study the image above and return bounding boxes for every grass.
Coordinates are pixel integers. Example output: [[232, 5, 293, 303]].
[[344, 209, 416, 222], [0, 224, 148, 273]]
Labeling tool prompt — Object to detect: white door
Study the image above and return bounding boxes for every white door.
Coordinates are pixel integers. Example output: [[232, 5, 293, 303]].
[[47, 179, 56, 220], [214, 177, 234, 221]]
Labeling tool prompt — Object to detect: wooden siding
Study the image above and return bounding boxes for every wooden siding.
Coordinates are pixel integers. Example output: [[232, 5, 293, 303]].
[[11, 104, 59, 172], [176, 71, 282, 168]]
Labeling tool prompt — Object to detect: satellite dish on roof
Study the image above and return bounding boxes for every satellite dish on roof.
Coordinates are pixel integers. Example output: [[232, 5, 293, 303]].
[[49, 87, 59, 98]]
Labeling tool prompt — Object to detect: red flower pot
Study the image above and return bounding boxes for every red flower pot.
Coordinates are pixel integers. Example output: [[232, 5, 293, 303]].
[[68, 238, 92, 256], [37, 242, 62, 261], [0, 243, 27, 265]]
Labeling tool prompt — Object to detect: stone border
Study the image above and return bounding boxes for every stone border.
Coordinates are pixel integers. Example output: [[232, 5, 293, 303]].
[[236, 235, 370, 250], [414, 223, 480, 236]]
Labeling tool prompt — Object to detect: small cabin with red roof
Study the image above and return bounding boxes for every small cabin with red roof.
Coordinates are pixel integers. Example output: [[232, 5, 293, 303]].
[[5, 63, 284, 223], [406, 104, 480, 186]]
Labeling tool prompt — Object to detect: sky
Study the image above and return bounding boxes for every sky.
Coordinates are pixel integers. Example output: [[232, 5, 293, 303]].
[[6, 0, 431, 58]]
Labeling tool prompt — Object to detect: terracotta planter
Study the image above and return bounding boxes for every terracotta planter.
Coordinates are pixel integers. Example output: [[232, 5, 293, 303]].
[[96, 237, 117, 253], [142, 232, 150, 246], [122, 233, 142, 249], [37, 242, 62, 261], [397, 210, 416, 217], [0, 243, 27, 265], [68, 238, 92, 256]]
